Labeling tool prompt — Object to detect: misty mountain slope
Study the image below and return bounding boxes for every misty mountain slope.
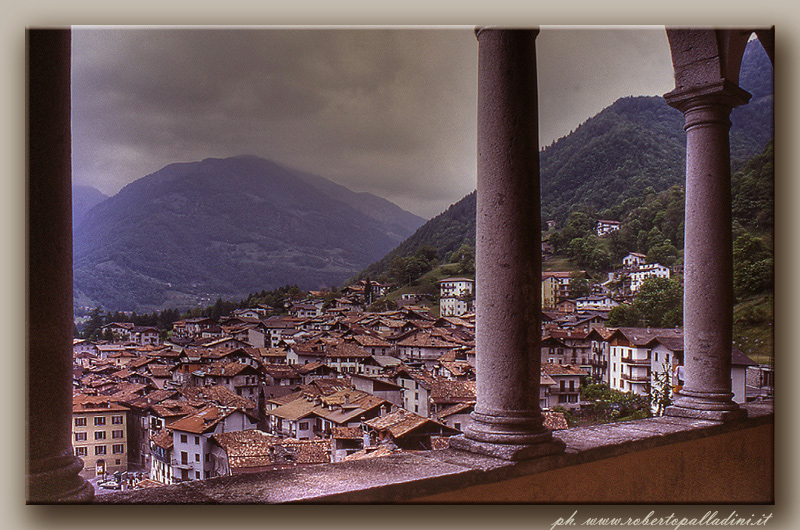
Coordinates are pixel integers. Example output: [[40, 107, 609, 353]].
[[72, 185, 108, 228], [74, 156, 423, 311], [294, 170, 425, 239]]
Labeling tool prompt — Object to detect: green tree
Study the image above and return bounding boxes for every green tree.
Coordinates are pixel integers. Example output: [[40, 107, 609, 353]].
[[569, 277, 592, 299], [632, 277, 683, 328], [646, 239, 679, 268], [607, 303, 642, 327], [650, 362, 673, 416], [733, 232, 773, 300], [84, 306, 106, 340]]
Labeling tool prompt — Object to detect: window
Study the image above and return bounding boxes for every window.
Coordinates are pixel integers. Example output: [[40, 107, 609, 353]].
[[194, 436, 200, 445], [75, 432, 87, 441], [195, 453, 200, 462], [655, 352, 659, 362], [299, 422, 309, 430], [95, 445, 107, 455], [74, 417, 87, 427], [75, 447, 87, 457], [181, 451, 188, 465], [94, 416, 106, 426], [205, 454, 210, 462], [180, 434, 188, 443], [111, 429, 124, 439], [454, 422, 461, 431], [195, 471, 200, 479], [112, 415, 123, 424], [94, 431, 106, 440], [112, 444, 124, 454]]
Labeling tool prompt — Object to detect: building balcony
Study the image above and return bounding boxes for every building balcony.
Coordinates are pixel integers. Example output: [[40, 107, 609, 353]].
[[620, 373, 650, 383], [97, 402, 772, 504], [620, 356, 650, 366], [172, 460, 193, 470], [549, 388, 579, 395]]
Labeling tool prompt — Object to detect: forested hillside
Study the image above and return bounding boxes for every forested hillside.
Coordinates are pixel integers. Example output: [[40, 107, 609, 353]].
[[354, 39, 773, 284]]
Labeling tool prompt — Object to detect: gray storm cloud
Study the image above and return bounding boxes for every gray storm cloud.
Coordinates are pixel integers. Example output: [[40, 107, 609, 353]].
[[71, 26, 674, 219]]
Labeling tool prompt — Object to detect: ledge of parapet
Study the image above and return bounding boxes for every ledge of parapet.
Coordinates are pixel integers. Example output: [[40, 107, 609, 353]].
[[96, 401, 773, 504]]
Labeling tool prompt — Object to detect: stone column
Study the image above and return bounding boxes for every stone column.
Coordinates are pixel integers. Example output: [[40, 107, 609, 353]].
[[450, 28, 564, 460], [27, 29, 94, 503], [664, 80, 751, 422]]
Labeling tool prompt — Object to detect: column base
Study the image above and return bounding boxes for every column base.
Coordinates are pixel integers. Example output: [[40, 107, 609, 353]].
[[665, 391, 747, 422], [27, 454, 95, 504], [665, 405, 747, 422]]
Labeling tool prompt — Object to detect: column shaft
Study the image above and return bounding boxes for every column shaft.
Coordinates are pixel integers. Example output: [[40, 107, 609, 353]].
[[450, 28, 564, 460], [665, 81, 750, 421], [27, 28, 94, 503]]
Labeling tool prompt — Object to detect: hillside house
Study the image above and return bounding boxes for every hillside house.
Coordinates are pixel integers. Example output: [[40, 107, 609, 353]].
[[629, 263, 671, 292], [622, 252, 647, 269], [596, 219, 620, 236]]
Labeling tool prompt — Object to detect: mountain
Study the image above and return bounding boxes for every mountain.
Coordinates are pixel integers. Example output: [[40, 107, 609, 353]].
[[355, 39, 773, 282], [730, 40, 774, 165], [73, 156, 425, 312], [293, 170, 425, 241], [72, 185, 108, 228], [352, 191, 476, 282]]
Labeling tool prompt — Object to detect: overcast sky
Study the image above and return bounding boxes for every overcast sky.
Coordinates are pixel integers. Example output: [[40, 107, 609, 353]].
[[71, 26, 675, 219]]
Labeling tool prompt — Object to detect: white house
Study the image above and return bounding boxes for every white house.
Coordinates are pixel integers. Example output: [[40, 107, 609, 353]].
[[647, 335, 757, 410], [169, 405, 258, 482], [439, 278, 474, 298], [540, 363, 587, 411], [574, 295, 619, 311], [596, 219, 621, 236], [622, 252, 646, 269], [440, 297, 473, 317], [439, 278, 475, 317], [629, 263, 671, 292], [605, 328, 684, 397]]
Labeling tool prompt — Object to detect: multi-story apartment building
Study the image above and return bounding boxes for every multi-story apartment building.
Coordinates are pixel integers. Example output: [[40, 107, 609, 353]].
[[439, 277, 475, 317], [629, 263, 671, 292], [168, 405, 258, 483], [541, 271, 572, 309], [541, 363, 588, 411], [72, 395, 130, 476], [606, 328, 684, 397]]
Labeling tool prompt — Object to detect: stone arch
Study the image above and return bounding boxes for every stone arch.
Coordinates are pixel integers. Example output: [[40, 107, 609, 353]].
[[666, 27, 774, 92]]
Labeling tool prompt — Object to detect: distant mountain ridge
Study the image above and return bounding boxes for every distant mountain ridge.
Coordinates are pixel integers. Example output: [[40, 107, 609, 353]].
[[72, 185, 108, 228], [73, 155, 425, 312]]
